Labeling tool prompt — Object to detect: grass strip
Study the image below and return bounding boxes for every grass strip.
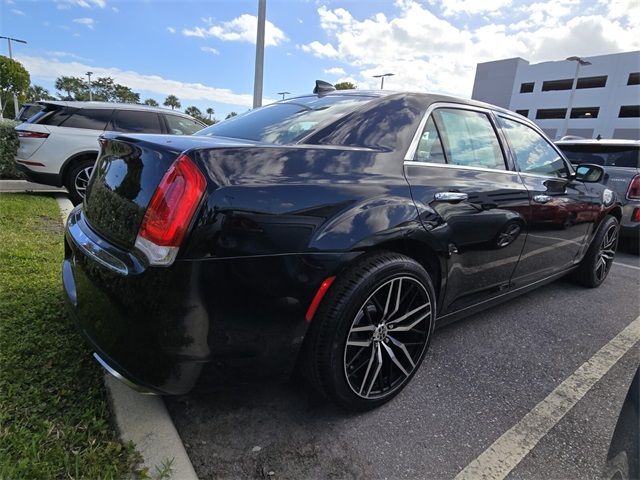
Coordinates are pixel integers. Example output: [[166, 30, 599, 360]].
[[0, 193, 143, 479]]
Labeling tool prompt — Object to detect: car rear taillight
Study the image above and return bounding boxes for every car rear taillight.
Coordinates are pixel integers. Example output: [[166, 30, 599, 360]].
[[17, 130, 49, 139], [632, 208, 640, 223], [134, 154, 206, 266], [628, 175, 640, 200]]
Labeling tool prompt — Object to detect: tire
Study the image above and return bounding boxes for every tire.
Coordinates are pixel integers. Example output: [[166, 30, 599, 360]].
[[65, 159, 95, 205], [303, 251, 436, 411], [573, 215, 619, 288]]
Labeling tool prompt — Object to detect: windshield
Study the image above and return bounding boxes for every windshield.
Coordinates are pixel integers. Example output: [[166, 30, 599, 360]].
[[195, 95, 374, 144], [558, 144, 640, 168]]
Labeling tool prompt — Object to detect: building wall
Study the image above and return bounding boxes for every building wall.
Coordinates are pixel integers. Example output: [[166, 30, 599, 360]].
[[472, 51, 640, 140]]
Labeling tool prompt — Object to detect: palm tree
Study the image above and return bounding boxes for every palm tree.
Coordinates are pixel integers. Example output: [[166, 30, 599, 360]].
[[206, 107, 214, 120], [143, 98, 159, 107], [163, 95, 181, 110], [27, 85, 54, 102], [225, 111, 238, 120], [334, 81, 356, 90], [54, 76, 84, 100], [184, 106, 203, 119]]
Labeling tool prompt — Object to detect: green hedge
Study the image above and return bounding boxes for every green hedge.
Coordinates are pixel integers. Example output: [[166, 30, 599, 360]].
[[0, 120, 22, 179]]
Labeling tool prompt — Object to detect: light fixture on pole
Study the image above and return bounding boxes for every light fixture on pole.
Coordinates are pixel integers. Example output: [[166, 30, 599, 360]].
[[373, 73, 394, 90], [0, 35, 27, 118], [86, 71, 93, 102], [277, 91, 290, 100], [252, 0, 266, 108], [561, 56, 592, 138]]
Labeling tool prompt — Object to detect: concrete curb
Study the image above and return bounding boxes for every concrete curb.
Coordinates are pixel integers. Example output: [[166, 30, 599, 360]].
[[0, 179, 65, 193], [54, 194, 198, 480]]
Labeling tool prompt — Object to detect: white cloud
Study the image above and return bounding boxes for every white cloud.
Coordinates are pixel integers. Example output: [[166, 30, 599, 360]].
[[11, 8, 24, 15], [300, 1, 640, 97], [166, 26, 176, 34], [200, 46, 220, 55], [73, 17, 95, 28], [48, 50, 91, 62], [111, 6, 118, 13], [324, 67, 346, 76], [56, 0, 105, 9], [183, 14, 287, 47], [435, 0, 512, 16], [18, 55, 270, 107]]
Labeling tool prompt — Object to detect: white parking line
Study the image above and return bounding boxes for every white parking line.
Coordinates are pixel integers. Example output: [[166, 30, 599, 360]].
[[454, 315, 640, 480], [613, 262, 640, 271]]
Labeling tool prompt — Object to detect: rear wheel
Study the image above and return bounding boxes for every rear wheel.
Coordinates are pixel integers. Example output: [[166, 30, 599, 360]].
[[573, 215, 619, 288], [304, 252, 436, 410], [65, 159, 95, 205]]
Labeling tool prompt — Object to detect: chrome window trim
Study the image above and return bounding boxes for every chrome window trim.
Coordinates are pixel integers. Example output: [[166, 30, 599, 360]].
[[404, 102, 513, 174], [403, 160, 519, 175]]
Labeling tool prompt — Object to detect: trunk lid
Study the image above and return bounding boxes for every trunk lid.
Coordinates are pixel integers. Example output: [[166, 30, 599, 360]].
[[83, 133, 257, 249]]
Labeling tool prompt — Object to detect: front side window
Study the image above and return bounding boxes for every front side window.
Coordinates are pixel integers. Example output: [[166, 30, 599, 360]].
[[413, 117, 446, 163], [110, 110, 163, 134], [432, 108, 506, 170], [61, 109, 113, 130], [165, 115, 204, 135], [197, 95, 374, 144], [499, 117, 569, 178]]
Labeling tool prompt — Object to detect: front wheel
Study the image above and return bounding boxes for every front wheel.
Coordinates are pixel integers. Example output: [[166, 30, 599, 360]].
[[303, 252, 436, 410], [573, 215, 619, 288], [65, 159, 95, 205]]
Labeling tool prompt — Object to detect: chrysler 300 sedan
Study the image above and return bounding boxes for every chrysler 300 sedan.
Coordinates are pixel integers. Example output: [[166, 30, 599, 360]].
[[63, 83, 621, 410]]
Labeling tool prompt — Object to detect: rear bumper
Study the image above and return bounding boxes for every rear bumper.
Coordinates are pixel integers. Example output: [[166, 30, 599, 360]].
[[63, 207, 355, 395], [621, 202, 640, 239], [15, 161, 63, 187]]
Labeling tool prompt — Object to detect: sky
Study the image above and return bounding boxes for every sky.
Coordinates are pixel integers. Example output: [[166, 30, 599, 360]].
[[1, 0, 639, 119]]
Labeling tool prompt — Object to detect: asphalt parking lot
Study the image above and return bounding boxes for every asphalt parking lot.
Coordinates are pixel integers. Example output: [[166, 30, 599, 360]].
[[166, 250, 639, 480]]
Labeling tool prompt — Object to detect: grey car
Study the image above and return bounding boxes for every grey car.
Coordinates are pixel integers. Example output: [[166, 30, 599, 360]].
[[556, 138, 639, 242]]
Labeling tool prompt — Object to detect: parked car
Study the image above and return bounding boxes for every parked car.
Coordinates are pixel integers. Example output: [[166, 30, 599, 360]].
[[556, 138, 639, 244], [63, 84, 622, 410], [15, 102, 44, 122], [15, 101, 206, 203], [604, 368, 639, 480]]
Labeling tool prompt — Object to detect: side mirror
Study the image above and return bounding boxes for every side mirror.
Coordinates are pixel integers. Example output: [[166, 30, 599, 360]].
[[575, 164, 605, 183]]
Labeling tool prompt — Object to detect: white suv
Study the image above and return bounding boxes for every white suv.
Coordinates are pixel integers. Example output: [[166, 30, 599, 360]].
[[15, 101, 206, 203]]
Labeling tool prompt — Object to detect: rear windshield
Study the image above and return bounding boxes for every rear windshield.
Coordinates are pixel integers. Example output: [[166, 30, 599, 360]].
[[195, 95, 374, 144], [558, 144, 640, 168]]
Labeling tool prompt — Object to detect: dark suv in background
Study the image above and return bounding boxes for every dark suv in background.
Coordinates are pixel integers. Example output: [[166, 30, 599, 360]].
[[556, 138, 640, 248], [15, 101, 206, 203]]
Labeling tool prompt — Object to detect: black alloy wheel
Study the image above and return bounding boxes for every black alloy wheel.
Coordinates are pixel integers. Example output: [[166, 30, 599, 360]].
[[303, 252, 436, 410], [574, 215, 619, 288]]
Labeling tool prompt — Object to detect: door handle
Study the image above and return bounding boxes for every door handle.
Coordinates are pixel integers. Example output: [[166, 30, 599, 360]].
[[434, 192, 468, 202], [533, 194, 552, 204]]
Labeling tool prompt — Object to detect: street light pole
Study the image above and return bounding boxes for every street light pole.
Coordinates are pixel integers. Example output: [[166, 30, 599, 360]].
[[0, 35, 28, 118], [252, 0, 266, 108], [373, 73, 394, 90], [86, 71, 93, 101], [561, 56, 591, 138], [277, 91, 290, 100]]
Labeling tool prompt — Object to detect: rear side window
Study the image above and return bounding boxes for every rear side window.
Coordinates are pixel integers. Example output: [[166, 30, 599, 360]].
[[60, 109, 113, 130], [110, 110, 163, 134], [165, 115, 204, 135], [558, 144, 640, 168], [432, 108, 506, 170], [413, 117, 446, 163], [34, 107, 76, 126], [499, 117, 568, 178]]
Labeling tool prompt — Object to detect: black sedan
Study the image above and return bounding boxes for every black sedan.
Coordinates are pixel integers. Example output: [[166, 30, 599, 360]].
[[63, 83, 621, 410]]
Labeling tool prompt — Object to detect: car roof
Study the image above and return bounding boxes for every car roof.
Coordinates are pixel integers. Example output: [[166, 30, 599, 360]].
[[37, 100, 196, 118], [555, 138, 640, 147], [285, 90, 520, 118]]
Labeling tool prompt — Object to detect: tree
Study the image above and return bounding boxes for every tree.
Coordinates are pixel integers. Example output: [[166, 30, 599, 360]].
[[91, 77, 116, 101], [184, 106, 203, 119], [334, 81, 356, 90], [164, 95, 181, 110], [225, 111, 238, 120], [0, 56, 30, 118], [27, 85, 54, 102], [54, 76, 84, 100], [114, 84, 140, 103], [144, 98, 159, 107], [206, 107, 214, 120]]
